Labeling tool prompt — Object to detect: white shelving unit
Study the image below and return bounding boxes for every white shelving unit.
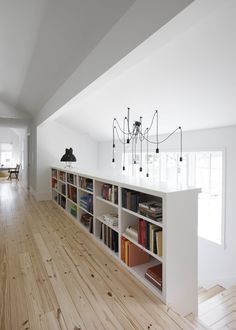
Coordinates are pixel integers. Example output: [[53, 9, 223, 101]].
[[51, 167, 200, 316]]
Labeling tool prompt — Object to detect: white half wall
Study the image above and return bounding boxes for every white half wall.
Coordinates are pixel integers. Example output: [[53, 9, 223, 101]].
[[37, 121, 98, 200], [97, 125, 236, 284]]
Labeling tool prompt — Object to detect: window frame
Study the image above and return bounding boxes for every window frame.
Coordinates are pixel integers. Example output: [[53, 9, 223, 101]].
[[122, 146, 226, 248]]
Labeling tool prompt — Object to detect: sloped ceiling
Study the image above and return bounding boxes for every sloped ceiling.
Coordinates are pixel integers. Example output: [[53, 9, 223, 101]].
[[0, 0, 135, 115], [55, 0, 236, 141]]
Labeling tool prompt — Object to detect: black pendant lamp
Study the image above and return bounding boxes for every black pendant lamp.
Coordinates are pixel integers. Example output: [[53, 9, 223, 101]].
[[61, 148, 76, 168]]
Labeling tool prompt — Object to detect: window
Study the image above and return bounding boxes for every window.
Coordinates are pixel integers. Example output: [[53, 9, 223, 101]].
[[122, 150, 224, 245], [0, 143, 13, 167]]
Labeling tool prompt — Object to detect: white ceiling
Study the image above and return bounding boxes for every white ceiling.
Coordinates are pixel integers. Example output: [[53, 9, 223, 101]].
[[0, 0, 135, 115], [56, 0, 236, 141]]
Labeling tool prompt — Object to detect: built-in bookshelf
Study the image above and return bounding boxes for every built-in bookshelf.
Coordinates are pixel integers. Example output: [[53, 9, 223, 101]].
[[51, 167, 200, 316]]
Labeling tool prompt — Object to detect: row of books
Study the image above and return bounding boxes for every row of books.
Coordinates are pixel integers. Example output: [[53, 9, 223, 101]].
[[138, 201, 162, 221], [100, 213, 118, 227], [80, 194, 93, 213], [101, 184, 118, 204], [121, 236, 150, 266], [124, 220, 162, 256], [81, 213, 93, 233], [79, 177, 93, 192], [122, 189, 141, 212], [100, 224, 119, 252], [67, 173, 77, 186], [67, 184, 77, 203], [145, 264, 162, 291]]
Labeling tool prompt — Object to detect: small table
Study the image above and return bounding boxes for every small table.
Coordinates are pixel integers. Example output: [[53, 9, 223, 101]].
[[0, 167, 10, 171]]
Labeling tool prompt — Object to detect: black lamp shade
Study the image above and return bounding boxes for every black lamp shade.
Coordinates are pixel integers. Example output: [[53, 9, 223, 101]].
[[61, 148, 76, 162]]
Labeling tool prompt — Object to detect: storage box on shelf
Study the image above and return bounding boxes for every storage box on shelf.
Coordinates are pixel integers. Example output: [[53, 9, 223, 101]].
[[51, 167, 200, 316]]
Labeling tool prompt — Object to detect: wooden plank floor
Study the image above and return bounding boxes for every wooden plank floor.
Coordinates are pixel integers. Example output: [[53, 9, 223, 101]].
[[0, 181, 204, 330]]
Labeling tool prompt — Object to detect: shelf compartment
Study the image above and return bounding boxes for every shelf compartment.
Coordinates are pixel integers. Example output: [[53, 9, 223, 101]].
[[96, 215, 119, 233], [58, 181, 66, 196], [67, 184, 77, 203], [96, 196, 118, 208], [79, 193, 93, 214], [79, 176, 93, 193], [97, 221, 119, 254], [122, 188, 162, 222], [122, 258, 163, 296], [122, 233, 163, 262], [78, 186, 94, 195], [67, 200, 77, 219], [122, 207, 163, 228], [67, 173, 77, 186], [58, 170, 66, 182], [79, 205, 93, 216], [58, 193, 66, 209], [96, 181, 118, 205], [80, 212, 93, 234]]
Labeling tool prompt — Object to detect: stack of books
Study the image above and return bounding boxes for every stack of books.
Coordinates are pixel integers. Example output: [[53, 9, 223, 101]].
[[80, 194, 93, 213], [100, 224, 118, 252], [102, 213, 118, 227], [145, 264, 162, 290], [138, 201, 162, 221], [121, 236, 150, 266], [81, 213, 93, 233], [138, 220, 163, 256], [101, 184, 118, 204]]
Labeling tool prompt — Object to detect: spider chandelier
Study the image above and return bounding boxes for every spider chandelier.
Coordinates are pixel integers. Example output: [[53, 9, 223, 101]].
[[112, 108, 183, 177]]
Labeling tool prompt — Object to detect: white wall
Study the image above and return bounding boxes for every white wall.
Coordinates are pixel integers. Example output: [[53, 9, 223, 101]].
[[0, 127, 20, 167], [98, 125, 236, 284], [36, 120, 98, 200]]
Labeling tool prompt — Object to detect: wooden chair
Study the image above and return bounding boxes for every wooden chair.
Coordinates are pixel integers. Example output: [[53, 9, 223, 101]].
[[8, 164, 21, 180]]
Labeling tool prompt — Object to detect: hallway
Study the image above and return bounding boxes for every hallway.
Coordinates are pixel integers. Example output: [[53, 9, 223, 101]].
[[0, 182, 205, 330]]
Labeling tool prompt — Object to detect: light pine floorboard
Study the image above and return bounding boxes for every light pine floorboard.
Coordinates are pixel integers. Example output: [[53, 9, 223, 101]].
[[0, 181, 206, 330]]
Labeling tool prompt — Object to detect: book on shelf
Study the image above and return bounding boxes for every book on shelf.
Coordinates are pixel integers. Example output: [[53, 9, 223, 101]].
[[138, 219, 162, 256], [121, 236, 150, 267], [101, 183, 118, 204], [145, 264, 162, 290], [101, 213, 118, 227], [100, 223, 118, 252], [81, 213, 93, 233], [122, 189, 142, 212], [124, 223, 138, 241]]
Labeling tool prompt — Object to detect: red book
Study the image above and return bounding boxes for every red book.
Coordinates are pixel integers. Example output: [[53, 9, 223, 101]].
[[128, 243, 150, 267]]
